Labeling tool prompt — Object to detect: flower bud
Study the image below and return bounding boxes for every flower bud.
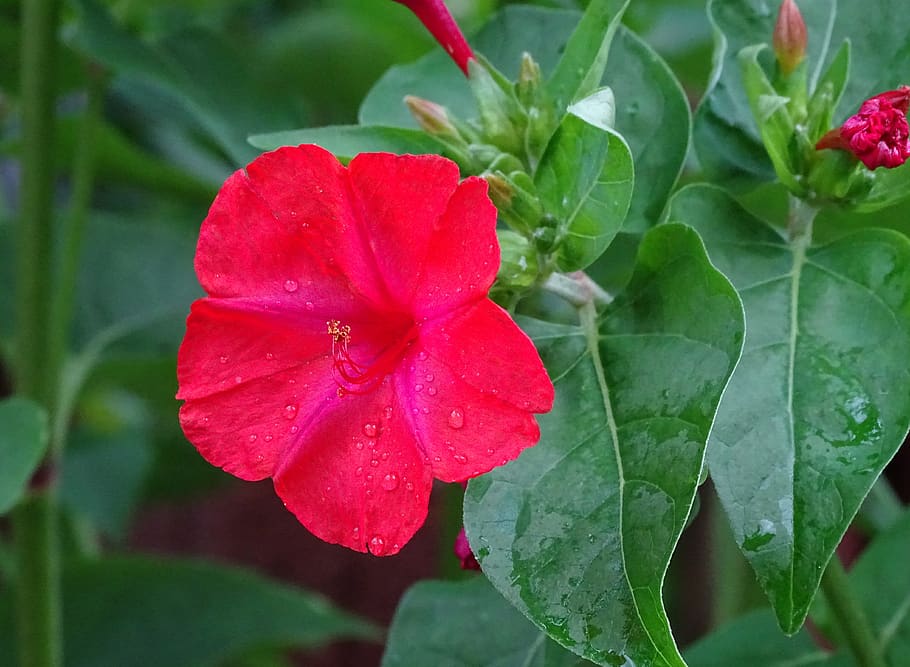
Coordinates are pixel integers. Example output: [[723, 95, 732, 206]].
[[773, 0, 808, 76], [393, 0, 474, 75], [454, 528, 480, 571], [496, 230, 539, 290], [816, 86, 910, 170], [516, 52, 543, 108], [404, 95, 460, 139], [483, 171, 543, 235]]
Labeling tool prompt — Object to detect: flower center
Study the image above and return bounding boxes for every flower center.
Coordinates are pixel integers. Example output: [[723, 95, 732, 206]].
[[327, 319, 418, 396]]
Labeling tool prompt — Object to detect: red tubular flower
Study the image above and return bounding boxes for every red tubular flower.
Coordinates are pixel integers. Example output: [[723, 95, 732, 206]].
[[393, 0, 474, 75], [177, 145, 554, 556], [816, 86, 910, 170]]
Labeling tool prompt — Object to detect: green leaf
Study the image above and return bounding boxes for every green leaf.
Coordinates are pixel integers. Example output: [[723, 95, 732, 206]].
[[0, 556, 379, 667], [737, 44, 799, 192], [359, 6, 690, 233], [695, 0, 910, 189], [465, 224, 745, 667], [545, 0, 630, 115], [382, 578, 591, 667], [845, 508, 910, 662], [684, 609, 853, 667], [68, 0, 301, 165], [806, 40, 851, 142], [0, 398, 49, 514], [666, 184, 910, 633], [248, 125, 445, 160], [535, 114, 633, 271]]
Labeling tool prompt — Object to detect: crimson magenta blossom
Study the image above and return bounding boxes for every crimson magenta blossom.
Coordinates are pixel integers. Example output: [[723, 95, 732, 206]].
[[177, 145, 554, 555], [393, 0, 474, 75], [816, 86, 910, 169]]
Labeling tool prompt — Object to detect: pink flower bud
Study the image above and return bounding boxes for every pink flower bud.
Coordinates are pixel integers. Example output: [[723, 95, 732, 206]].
[[454, 527, 481, 571], [393, 0, 474, 75], [816, 86, 910, 170], [404, 95, 459, 138], [773, 0, 807, 75]]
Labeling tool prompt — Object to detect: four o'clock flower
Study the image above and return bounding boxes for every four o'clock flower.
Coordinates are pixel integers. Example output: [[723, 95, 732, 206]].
[[816, 86, 910, 170], [393, 0, 474, 75], [176, 145, 554, 556], [772, 0, 807, 75]]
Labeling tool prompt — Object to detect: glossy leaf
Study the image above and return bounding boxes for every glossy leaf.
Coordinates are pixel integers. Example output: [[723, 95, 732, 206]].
[[536, 112, 633, 271], [545, 0, 630, 115], [667, 184, 910, 632], [695, 0, 910, 189], [0, 398, 49, 514], [359, 6, 689, 233], [247, 125, 445, 159], [464, 224, 745, 666], [684, 609, 854, 667], [0, 557, 378, 667], [382, 577, 591, 667]]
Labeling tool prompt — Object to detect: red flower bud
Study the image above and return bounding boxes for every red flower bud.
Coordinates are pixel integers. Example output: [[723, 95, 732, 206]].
[[816, 86, 910, 170], [393, 0, 474, 75], [454, 527, 481, 571], [773, 0, 807, 75]]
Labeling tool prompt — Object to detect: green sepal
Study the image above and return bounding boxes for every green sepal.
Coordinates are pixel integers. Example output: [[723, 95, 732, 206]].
[[468, 58, 527, 159], [738, 44, 802, 194]]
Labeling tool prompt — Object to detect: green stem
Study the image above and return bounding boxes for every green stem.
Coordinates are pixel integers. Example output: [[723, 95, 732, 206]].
[[857, 475, 904, 536], [541, 271, 613, 308], [48, 62, 105, 456], [820, 556, 887, 667], [14, 1, 63, 666]]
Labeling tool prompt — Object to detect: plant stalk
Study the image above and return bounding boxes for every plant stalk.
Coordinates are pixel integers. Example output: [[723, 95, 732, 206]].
[[14, 0, 63, 665], [820, 556, 887, 667]]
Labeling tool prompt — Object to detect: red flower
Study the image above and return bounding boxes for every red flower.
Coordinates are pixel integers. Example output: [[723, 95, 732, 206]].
[[772, 0, 807, 75], [393, 0, 474, 75], [176, 145, 553, 556], [816, 86, 910, 170]]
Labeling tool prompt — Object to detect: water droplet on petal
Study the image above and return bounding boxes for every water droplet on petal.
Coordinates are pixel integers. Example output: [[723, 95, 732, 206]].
[[284, 404, 297, 419], [370, 459, 380, 467], [355, 466, 363, 476], [380, 451, 390, 461], [418, 351, 428, 361], [355, 441, 364, 451], [486, 447, 494, 455], [290, 425, 299, 434], [305, 301, 314, 311], [406, 482, 415, 492], [219, 355, 228, 364], [425, 373, 434, 382], [362, 423, 378, 438], [383, 406, 393, 419], [414, 383, 424, 392], [448, 408, 465, 429], [248, 434, 258, 443], [265, 352, 274, 360], [234, 375, 243, 384], [381, 473, 399, 491], [264, 435, 273, 442], [454, 453, 468, 464], [370, 536, 385, 553], [284, 279, 298, 293], [427, 386, 437, 396]]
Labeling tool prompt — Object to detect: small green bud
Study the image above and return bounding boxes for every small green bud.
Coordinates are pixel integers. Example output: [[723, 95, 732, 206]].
[[516, 52, 543, 108], [404, 95, 460, 139], [483, 171, 543, 235], [496, 230, 539, 289]]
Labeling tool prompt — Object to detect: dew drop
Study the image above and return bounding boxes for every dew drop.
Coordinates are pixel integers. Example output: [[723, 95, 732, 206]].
[[383, 405, 394, 420], [283, 279, 299, 293], [284, 404, 297, 419], [427, 386, 437, 396], [421, 407, 429, 414], [355, 441, 364, 450], [355, 466, 363, 476], [425, 373, 434, 382], [265, 352, 274, 360], [305, 301, 315, 311], [454, 453, 468, 464], [447, 408, 465, 429], [248, 434, 258, 443], [219, 355, 229, 364], [406, 482, 415, 492], [433, 455, 442, 463], [234, 375, 243, 384], [370, 459, 380, 467], [486, 447, 495, 455], [369, 536, 385, 553], [264, 435, 273, 442], [381, 473, 399, 491], [290, 425, 299, 434], [414, 383, 424, 392], [362, 423, 378, 438], [418, 351, 428, 361], [380, 451, 390, 461]]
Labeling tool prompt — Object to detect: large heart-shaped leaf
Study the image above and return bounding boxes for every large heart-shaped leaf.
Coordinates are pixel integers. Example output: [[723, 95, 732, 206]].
[[359, 6, 689, 234], [464, 224, 745, 667], [667, 184, 910, 633], [535, 112, 633, 271], [382, 577, 591, 667], [694, 0, 910, 189], [0, 557, 378, 667]]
